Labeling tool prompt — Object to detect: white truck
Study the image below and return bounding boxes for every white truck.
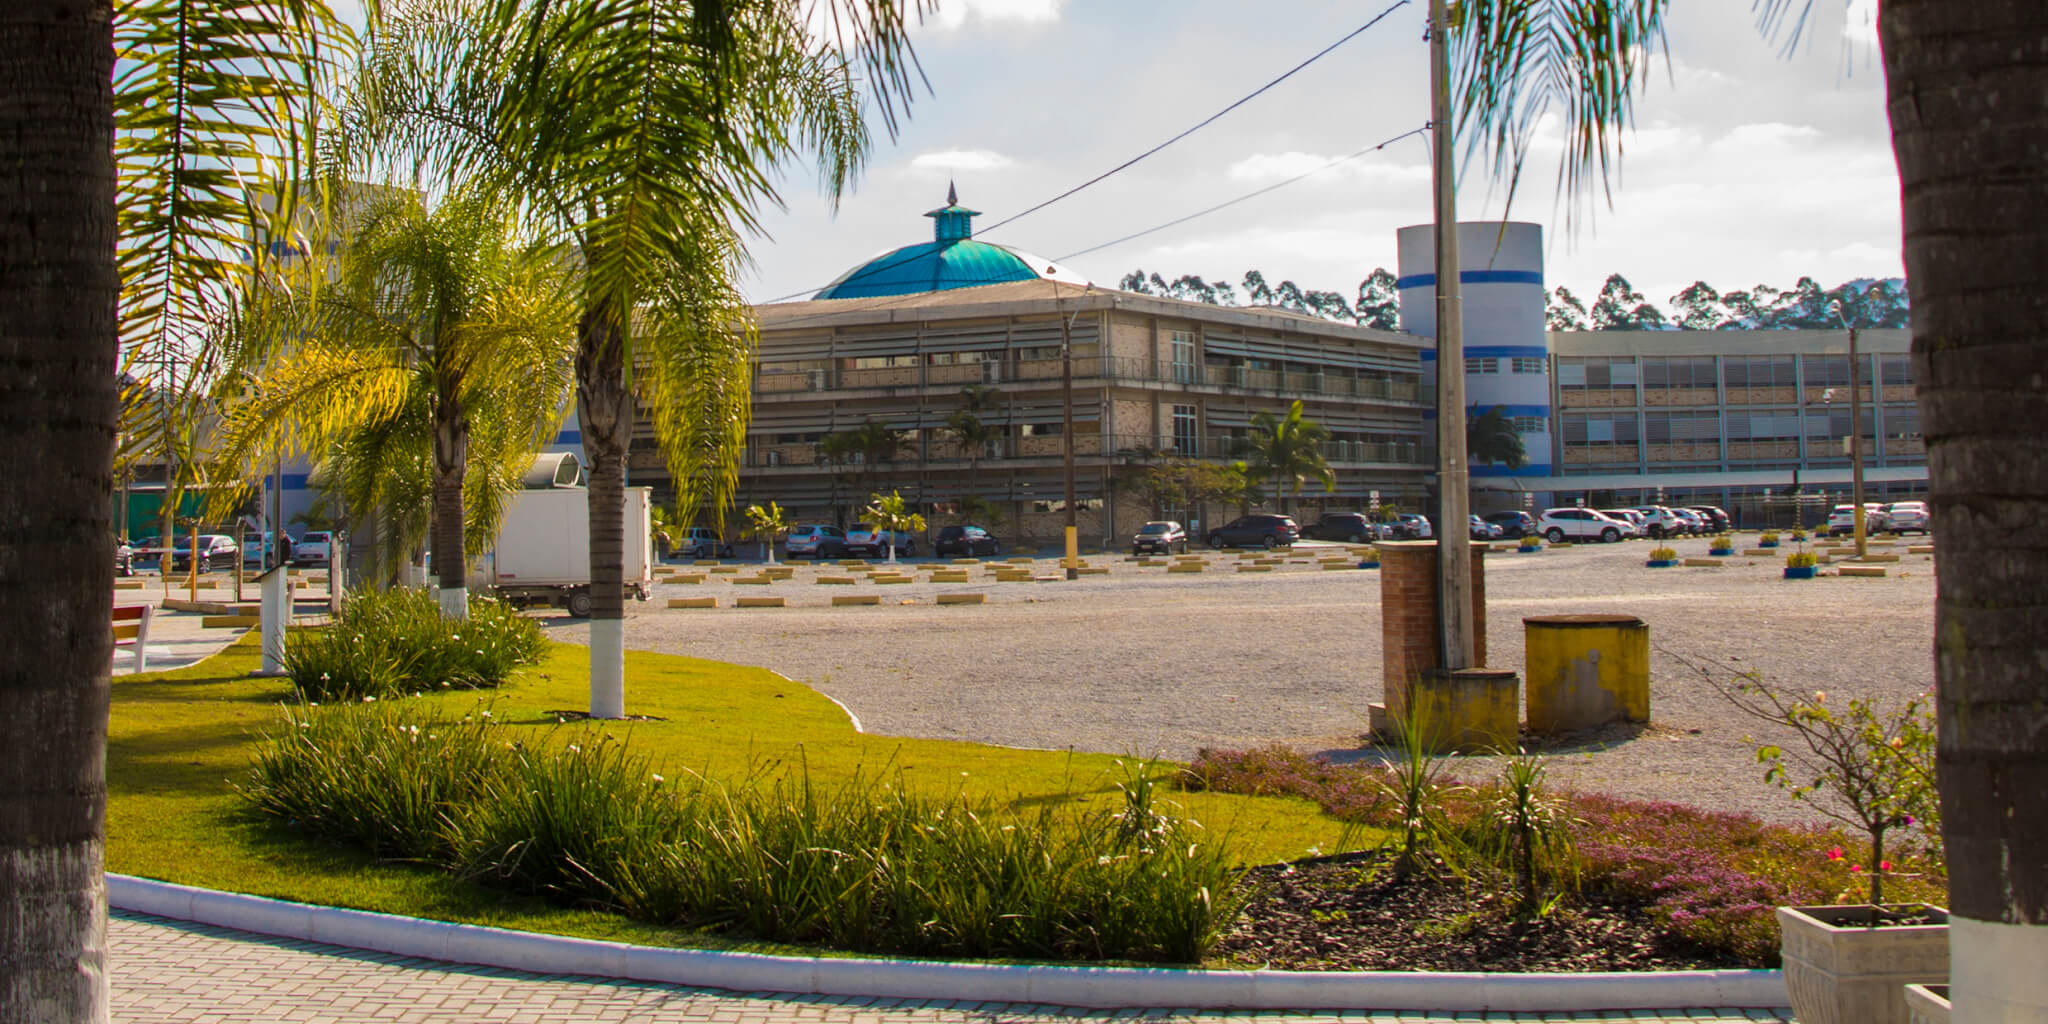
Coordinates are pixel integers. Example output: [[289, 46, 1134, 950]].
[[485, 486, 653, 617]]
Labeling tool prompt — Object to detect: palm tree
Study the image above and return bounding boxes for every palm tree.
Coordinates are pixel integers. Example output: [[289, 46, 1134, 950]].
[[207, 188, 577, 615], [862, 489, 926, 564], [1467, 404, 1527, 470], [943, 384, 1004, 503], [742, 501, 791, 564], [1448, 3, 2048, 1006], [831, 418, 912, 503], [1237, 400, 1334, 515], [344, 0, 927, 718]]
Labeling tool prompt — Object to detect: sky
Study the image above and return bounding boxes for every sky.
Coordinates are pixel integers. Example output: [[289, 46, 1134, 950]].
[[741, 0, 1900, 311]]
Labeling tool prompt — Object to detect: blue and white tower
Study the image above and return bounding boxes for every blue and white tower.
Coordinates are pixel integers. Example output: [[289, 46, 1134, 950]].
[[1395, 221, 1553, 482]]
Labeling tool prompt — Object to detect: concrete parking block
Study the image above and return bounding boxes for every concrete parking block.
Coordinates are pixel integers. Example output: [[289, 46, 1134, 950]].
[[200, 615, 257, 628], [735, 596, 786, 608], [815, 576, 857, 585], [935, 593, 986, 605], [1237, 565, 1274, 573], [1684, 558, 1725, 567], [1168, 563, 1204, 573], [1840, 565, 1888, 578], [831, 595, 881, 606], [666, 573, 705, 584], [666, 597, 716, 609]]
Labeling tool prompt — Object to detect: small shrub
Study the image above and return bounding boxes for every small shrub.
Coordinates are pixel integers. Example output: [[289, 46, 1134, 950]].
[[1710, 533, 1734, 550], [284, 587, 545, 700], [1760, 531, 1781, 544], [1649, 545, 1678, 562], [1518, 535, 1542, 549], [1786, 550, 1819, 569]]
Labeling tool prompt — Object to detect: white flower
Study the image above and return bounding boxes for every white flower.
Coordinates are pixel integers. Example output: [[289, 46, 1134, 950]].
[[363, 696, 376, 703], [650, 773, 665, 783]]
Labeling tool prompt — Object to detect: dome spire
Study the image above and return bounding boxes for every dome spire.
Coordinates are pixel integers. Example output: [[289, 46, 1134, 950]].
[[924, 184, 979, 244]]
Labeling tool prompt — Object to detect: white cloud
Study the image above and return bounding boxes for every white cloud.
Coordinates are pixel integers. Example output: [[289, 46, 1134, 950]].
[[1842, 0, 1879, 47], [1225, 152, 1429, 187], [1721, 122, 1824, 148], [930, 0, 1063, 31], [908, 149, 1017, 174]]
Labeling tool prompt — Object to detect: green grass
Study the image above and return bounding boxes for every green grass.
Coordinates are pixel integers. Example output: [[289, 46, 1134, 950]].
[[110, 635, 1362, 957]]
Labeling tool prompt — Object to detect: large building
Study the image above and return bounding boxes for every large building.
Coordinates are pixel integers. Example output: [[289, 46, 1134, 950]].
[[625, 190, 1436, 543]]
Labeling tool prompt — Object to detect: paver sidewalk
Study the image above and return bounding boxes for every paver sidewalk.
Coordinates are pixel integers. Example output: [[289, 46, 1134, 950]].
[[112, 912, 1793, 1023]]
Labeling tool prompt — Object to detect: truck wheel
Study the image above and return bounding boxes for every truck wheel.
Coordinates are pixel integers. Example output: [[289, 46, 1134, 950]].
[[566, 590, 593, 618]]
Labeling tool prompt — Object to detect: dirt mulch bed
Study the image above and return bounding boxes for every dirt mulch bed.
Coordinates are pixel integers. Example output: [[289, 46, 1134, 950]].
[[1212, 851, 1745, 972]]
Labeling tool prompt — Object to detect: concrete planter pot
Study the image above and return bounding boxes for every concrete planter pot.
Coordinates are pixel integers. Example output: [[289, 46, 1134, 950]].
[[1778, 905, 1949, 1024], [1903, 983, 1950, 1024], [1709, 547, 1735, 557], [1645, 559, 1677, 568], [1356, 560, 1380, 569], [1783, 566, 1818, 579]]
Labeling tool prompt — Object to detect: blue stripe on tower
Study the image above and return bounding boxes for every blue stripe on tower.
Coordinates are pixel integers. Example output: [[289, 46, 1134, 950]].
[[1421, 345, 1548, 361], [1395, 270, 1545, 289]]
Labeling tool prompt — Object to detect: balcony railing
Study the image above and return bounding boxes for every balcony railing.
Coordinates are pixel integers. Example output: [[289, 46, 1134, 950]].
[[743, 432, 1427, 471], [753, 356, 1421, 403]]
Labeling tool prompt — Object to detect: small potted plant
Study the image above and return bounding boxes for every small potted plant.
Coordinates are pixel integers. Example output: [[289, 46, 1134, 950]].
[[1645, 544, 1678, 568], [1785, 548, 1819, 579], [1709, 533, 1736, 557], [1791, 527, 1810, 543], [1357, 544, 1381, 569], [1517, 534, 1543, 553], [1706, 670, 1946, 1024], [1760, 530, 1782, 548]]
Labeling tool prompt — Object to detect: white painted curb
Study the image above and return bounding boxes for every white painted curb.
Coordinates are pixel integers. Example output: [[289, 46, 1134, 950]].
[[110, 875, 1789, 1012]]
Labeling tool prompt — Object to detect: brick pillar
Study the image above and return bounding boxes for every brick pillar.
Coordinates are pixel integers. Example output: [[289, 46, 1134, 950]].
[[1378, 540, 1488, 719]]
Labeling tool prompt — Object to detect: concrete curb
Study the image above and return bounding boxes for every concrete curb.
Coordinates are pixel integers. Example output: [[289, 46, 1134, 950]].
[[109, 875, 1789, 1012]]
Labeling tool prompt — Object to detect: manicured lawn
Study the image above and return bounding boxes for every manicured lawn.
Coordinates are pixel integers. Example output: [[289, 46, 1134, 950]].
[[109, 636, 1360, 953]]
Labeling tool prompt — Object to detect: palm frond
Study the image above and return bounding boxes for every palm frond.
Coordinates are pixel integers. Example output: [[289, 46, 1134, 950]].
[[1450, 0, 1670, 229]]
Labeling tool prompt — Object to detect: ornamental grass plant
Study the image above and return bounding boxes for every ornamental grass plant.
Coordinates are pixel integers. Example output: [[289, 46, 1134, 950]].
[[241, 700, 1247, 963], [283, 587, 545, 701]]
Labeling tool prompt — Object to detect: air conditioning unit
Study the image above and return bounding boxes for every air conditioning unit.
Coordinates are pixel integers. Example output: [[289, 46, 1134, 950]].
[[983, 360, 1003, 384], [808, 369, 826, 390], [765, 449, 781, 467]]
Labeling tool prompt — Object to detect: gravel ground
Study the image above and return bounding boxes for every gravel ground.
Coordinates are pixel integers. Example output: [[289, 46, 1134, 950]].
[[539, 537, 1937, 826]]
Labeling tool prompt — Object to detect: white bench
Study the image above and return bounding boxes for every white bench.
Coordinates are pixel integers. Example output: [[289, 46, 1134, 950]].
[[112, 604, 152, 674]]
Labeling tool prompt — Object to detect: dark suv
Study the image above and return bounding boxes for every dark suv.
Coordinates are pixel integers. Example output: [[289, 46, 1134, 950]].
[[1300, 513, 1378, 543], [1482, 510, 1539, 539], [934, 524, 1001, 556], [1205, 514, 1300, 549]]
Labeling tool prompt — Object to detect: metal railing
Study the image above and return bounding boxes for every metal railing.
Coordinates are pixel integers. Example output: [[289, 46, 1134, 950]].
[[754, 357, 1422, 403], [744, 432, 1426, 471]]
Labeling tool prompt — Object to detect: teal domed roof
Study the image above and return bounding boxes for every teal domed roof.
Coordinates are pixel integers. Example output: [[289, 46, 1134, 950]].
[[814, 185, 1082, 299]]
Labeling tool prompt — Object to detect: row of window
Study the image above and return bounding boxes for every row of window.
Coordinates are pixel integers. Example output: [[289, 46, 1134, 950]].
[[1562, 407, 1922, 446], [1465, 357, 1547, 375], [1559, 354, 1913, 390]]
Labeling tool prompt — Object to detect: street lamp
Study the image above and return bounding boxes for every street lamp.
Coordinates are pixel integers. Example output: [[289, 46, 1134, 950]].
[[1828, 300, 1868, 561]]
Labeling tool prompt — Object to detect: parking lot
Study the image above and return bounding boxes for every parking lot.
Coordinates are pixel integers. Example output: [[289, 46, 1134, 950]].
[[535, 535, 1937, 827]]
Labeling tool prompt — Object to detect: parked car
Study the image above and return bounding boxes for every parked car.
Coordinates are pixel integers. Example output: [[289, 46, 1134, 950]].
[[844, 522, 916, 557], [168, 534, 239, 572], [784, 524, 848, 559], [1536, 508, 1629, 543], [1599, 509, 1647, 538], [1827, 503, 1892, 536], [1687, 505, 1732, 532], [1130, 520, 1188, 555], [1469, 514, 1503, 540], [676, 526, 735, 559], [1632, 506, 1685, 539], [935, 524, 1001, 557], [1886, 501, 1930, 534], [1300, 512, 1379, 544], [292, 530, 333, 567], [1391, 513, 1434, 540], [243, 532, 292, 567], [1670, 508, 1707, 536], [1481, 510, 1538, 539], [1204, 513, 1300, 549]]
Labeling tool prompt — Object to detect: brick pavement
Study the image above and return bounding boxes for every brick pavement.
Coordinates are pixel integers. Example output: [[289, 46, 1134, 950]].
[[112, 912, 1793, 1023]]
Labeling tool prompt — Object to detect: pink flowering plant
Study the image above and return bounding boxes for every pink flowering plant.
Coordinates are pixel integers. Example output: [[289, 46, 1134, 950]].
[[1700, 660, 1939, 908]]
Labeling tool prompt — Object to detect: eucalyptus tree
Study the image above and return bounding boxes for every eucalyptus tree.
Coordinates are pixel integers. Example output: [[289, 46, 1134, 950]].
[[1448, 2, 2048, 1008], [1237, 400, 1334, 515], [209, 188, 578, 614], [345, 0, 925, 718]]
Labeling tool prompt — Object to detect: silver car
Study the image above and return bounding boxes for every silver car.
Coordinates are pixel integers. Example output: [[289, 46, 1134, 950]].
[[784, 524, 847, 559]]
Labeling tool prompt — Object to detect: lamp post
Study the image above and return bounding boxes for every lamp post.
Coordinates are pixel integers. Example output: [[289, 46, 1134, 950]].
[[1829, 301, 1868, 561]]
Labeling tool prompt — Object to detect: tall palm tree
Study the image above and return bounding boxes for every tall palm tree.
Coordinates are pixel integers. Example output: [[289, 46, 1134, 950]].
[[1467, 404, 1527, 470], [1449, 3, 2048, 1009], [344, 0, 925, 718], [833, 418, 912, 505], [943, 384, 1004, 504], [1237, 400, 1334, 515], [208, 188, 578, 614]]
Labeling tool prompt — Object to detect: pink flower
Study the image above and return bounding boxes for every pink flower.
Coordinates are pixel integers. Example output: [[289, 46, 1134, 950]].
[[1850, 864, 1864, 873], [1880, 860, 1893, 871], [1826, 846, 1844, 861]]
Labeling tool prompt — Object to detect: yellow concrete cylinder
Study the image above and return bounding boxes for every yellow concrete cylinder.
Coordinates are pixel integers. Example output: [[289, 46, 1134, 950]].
[[1524, 614, 1650, 734]]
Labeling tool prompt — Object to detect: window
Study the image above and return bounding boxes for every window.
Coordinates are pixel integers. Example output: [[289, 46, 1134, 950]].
[[1511, 357, 1546, 374], [1465, 357, 1499, 374], [1728, 410, 1801, 442], [1557, 357, 1638, 389], [1804, 354, 1855, 389], [1881, 355, 1912, 387], [1170, 330, 1198, 384], [1641, 356, 1716, 390], [1511, 416, 1547, 434], [1886, 407, 1922, 440], [1724, 355, 1796, 389], [1171, 405, 1198, 456], [1644, 410, 1720, 443], [1561, 412, 1639, 445]]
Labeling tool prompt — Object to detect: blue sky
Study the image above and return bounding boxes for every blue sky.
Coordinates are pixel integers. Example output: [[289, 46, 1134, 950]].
[[743, 0, 1898, 310]]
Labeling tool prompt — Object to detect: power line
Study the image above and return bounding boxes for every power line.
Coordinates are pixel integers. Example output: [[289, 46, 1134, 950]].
[[975, 0, 1412, 237], [1054, 126, 1430, 262]]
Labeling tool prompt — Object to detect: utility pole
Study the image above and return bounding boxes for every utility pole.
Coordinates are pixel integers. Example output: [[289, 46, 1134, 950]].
[[1429, 0, 1475, 669], [1830, 299, 1869, 561], [1053, 271, 1081, 579]]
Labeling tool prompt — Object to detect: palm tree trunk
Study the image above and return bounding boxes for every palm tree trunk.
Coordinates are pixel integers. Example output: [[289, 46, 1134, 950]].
[[576, 301, 631, 719], [1883, 3, 2048, 1016], [431, 389, 469, 620], [0, 1, 117, 1019]]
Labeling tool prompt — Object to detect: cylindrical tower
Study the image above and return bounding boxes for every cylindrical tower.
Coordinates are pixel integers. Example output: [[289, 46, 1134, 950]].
[[1395, 222, 1552, 494]]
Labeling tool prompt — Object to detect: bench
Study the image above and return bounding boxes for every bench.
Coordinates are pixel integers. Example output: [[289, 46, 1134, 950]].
[[112, 604, 153, 674]]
